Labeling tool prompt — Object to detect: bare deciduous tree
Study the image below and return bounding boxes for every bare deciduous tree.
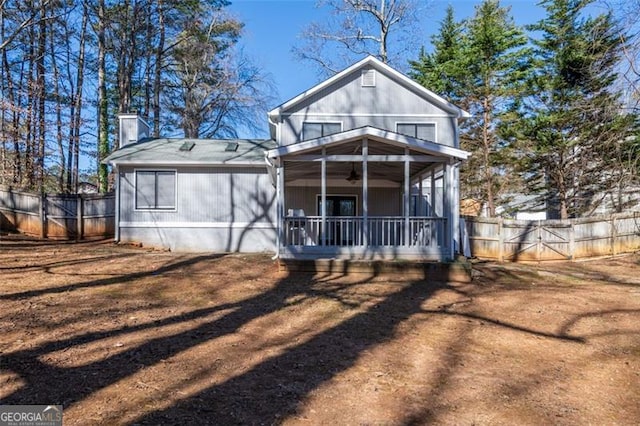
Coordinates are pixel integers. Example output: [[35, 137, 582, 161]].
[[609, 0, 640, 112], [293, 0, 421, 76], [0, 0, 274, 192], [0, 0, 53, 52], [164, 6, 274, 139]]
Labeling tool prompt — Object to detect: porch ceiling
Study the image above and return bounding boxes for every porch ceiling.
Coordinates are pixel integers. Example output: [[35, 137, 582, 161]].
[[271, 127, 466, 185], [284, 157, 433, 184]]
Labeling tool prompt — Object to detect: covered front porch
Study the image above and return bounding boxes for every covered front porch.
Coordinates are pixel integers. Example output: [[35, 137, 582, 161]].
[[266, 127, 469, 261]]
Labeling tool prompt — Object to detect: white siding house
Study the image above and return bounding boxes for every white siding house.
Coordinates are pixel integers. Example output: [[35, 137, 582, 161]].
[[105, 56, 470, 260], [105, 129, 277, 253]]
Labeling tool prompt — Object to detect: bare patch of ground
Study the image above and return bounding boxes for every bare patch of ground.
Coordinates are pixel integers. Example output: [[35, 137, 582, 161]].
[[0, 234, 638, 425]]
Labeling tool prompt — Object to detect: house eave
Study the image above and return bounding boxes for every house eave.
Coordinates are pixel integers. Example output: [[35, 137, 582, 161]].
[[104, 160, 268, 168], [265, 126, 470, 161]]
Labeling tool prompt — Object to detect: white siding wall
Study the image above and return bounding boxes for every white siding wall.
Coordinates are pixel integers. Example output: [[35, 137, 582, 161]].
[[118, 166, 276, 252], [279, 67, 458, 147]]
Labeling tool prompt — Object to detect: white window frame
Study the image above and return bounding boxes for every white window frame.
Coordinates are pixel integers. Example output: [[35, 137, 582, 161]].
[[395, 122, 438, 142], [134, 169, 178, 211], [302, 121, 343, 141]]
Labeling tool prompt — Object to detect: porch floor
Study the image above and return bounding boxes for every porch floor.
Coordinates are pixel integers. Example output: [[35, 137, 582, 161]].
[[277, 257, 471, 282]]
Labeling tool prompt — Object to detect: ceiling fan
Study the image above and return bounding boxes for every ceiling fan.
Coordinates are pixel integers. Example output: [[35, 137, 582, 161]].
[[346, 162, 361, 183]]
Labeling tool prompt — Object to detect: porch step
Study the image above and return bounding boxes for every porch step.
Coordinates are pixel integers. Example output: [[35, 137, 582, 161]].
[[277, 257, 471, 282]]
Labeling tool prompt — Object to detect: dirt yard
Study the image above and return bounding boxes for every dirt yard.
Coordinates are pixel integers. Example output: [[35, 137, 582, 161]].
[[0, 235, 638, 425]]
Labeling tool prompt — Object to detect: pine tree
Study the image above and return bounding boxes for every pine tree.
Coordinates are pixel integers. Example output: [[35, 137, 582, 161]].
[[519, 0, 634, 218], [461, 0, 529, 217], [408, 5, 465, 102], [410, 1, 529, 217]]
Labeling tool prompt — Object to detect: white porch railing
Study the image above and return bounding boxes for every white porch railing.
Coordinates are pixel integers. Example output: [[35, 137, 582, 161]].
[[284, 216, 446, 248]]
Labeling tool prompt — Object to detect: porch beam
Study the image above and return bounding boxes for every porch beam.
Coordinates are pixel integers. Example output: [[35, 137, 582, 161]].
[[289, 154, 445, 162], [410, 162, 443, 182], [265, 126, 470, 160]]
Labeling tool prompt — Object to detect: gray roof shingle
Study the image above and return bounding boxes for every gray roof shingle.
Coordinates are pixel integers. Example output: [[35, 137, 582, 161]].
[[103, 138, 276, 166]]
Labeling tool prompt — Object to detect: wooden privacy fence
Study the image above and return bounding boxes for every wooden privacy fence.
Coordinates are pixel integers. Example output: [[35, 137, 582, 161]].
[[0, 186, 115, 240], [464, 212, 640, 261]]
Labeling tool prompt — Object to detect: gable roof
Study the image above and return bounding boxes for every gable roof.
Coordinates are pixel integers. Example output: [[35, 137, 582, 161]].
[[266, 126, 470, 161], [103, 138, 276, 166], [268, 55, 471, 121]]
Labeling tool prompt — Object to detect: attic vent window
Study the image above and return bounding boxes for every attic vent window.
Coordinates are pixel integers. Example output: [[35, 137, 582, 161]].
[[179, 141, 195, 151], [225, 142, 239, 152], [361, 69, 376, 87]]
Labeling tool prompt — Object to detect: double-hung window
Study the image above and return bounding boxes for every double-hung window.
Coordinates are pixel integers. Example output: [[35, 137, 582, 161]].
[[396, 123, 436, 142], [302, 122, 342, 140], [135, 170, 176, 210]]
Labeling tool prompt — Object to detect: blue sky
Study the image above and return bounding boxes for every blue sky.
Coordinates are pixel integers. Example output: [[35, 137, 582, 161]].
[[228, 0, 551, 107], [223, 0, 612, 140]]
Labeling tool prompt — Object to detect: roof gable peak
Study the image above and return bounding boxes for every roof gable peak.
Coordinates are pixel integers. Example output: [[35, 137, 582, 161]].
[[269, 56, 470, 120]]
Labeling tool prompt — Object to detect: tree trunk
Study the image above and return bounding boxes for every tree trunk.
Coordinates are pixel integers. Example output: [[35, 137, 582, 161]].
[[143, 2, 152, 117], [36, 0, 46, 191], [0, 8, 6, 185], [97, 0, 109, 193], [65, 16, 76, 192], [4, 47, 21, 185], [24, 13, 35, 189], [72, 3, 88, 193], [153, 0, 165, 137], [379, 0, 388, 63], [117, 0, 133, 113], [482, 97, 495, 217], [49, 9, 65, 192], [556, 153, 569, 220]]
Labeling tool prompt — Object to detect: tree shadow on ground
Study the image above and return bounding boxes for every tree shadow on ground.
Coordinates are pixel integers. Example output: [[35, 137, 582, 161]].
[[133, 278, 447, 424], [0, 252, 617, 425], [0, 234, 113, 248], [0, 254, 226, 300], [0, 252, 132, 272], [0, 251, 446, 422]]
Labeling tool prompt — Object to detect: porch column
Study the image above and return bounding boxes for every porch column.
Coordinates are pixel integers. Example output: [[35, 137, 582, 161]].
[[321, 147, 327, 246], [362, 138, 368, 246], [418, 175, 424, 216], [430, 169, 436, 216], [444, 161, 455, 260], [276, 164, 285, 252], [114, 166, 120, 242], [453, 163, 460, 254], [404, 147, 410, 246]]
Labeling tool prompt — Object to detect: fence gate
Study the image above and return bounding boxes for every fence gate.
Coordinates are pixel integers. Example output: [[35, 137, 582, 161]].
[[502, 221, 572, 261], [45, 195, 79, 239], [465, 213, 640, 262]]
